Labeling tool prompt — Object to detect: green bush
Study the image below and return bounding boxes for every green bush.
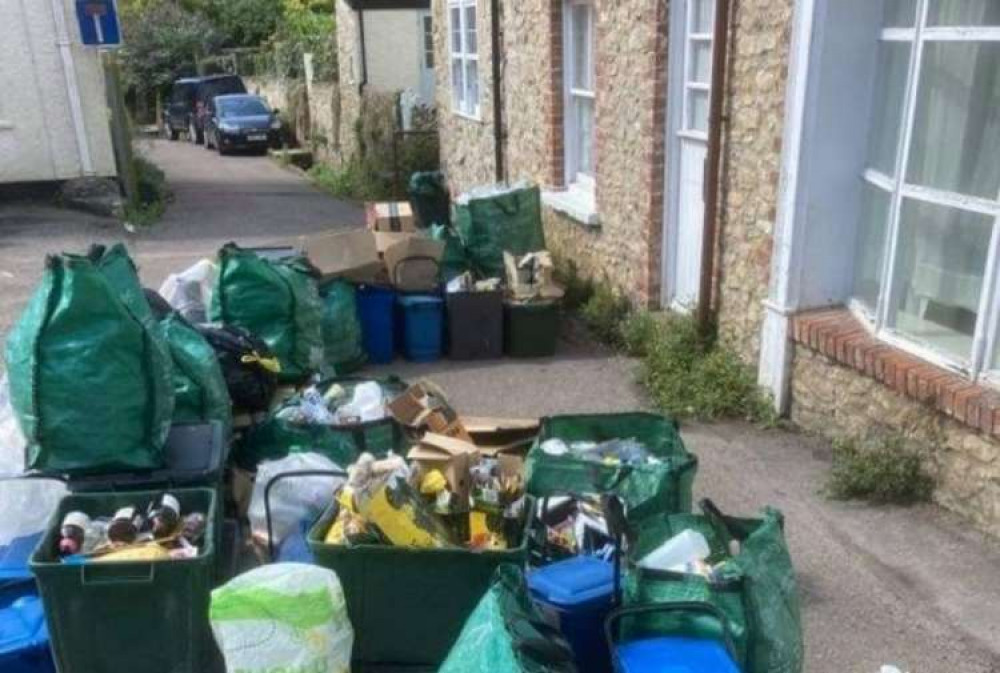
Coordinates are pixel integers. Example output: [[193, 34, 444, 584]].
[[828, 435, 934, 504], [581, 283, 632, 347], [552, 256, 594, 312], [620, 310, 660, 357], [309, 160, 392, 202], [126, 155, 168, 226]]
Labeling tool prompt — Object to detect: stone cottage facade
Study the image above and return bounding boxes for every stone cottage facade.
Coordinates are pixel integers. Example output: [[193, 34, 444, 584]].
[[431, 0, 1000, 537]]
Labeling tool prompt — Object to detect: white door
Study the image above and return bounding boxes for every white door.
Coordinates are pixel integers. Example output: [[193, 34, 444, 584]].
[[664, 0, 715, 310], [418, 11, 436, 106]]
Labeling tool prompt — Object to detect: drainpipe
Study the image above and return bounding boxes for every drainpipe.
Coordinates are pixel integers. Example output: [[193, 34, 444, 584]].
[[49, 0, 94, 175], [358, 10, 369, 94], [695, 0, 732, 338], [490, 0, 505, 183]]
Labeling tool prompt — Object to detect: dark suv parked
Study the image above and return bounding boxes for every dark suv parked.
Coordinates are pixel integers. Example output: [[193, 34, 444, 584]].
[[163, 75, 247, 144]]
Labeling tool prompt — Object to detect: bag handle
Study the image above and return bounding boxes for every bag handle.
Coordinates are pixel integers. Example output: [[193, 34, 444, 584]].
[[263, 468, 348, 561]]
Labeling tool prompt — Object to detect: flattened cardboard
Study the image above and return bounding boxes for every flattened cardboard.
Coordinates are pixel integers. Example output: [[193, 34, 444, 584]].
[[388, 382, 473, 442], [297, 229, 382, 281], [464, 416, 540, 456], [367, 201, 417, 232], [408, 433, 480, 501]]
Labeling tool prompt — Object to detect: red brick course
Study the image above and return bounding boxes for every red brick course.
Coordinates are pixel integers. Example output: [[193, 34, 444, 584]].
[[792, 308, 1000, 438]]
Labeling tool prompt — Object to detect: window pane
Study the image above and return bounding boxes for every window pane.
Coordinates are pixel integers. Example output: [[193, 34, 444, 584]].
[[424, 16, 434, 68], [687, 89, 709, 132], [928, 0, 1000, 27], [571, 4, 593, 91], [464, 5, 477, 54], [450, 8, 461, 53], [691, 0, 714, 33], [465, 59, 479, 113], [867, 41, 910, 177], [574, 97, 594, 177], [852, 183, 892, 312], [451, 58, 463, 109], [906, 42, 1000, 199], [888, 198, 993, 361], [690, 40, 712, 85], [883, 0, 917, 27]]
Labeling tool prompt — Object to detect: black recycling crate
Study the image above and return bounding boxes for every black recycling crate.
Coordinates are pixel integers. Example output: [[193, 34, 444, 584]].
[[447, 290, 504, 360]]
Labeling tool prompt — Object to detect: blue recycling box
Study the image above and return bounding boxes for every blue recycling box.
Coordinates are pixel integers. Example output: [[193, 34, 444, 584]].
[[616, 636, 741, 673], [528, 555, 616, 673]]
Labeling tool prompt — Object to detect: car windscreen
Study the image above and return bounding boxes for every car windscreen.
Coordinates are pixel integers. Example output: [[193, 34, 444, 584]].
[[199, 77, 247, 101], [218, 99, 270, 118]]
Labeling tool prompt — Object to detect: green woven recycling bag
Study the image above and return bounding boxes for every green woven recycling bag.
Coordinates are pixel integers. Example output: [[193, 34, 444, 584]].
[[5, 253, 174, 473], [162, 314, 232, 436], [211, 244, 323, 383], [525, 412, 698, 521], [454, 184, 545, 279], [620, 504, 803, 673], [319, 280, 366, 376]]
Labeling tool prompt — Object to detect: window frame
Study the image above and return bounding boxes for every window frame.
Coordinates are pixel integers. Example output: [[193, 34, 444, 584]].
[[850, 0, 1000, 383], [422, 14, 435, 70], [448, 0, 480, 120], [563, 0, 596, 192]]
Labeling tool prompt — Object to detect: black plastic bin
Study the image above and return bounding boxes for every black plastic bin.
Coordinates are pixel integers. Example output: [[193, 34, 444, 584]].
[[504, 300, 561, 358], [30, 487, 217, 673], [447, 290, 504, 359]]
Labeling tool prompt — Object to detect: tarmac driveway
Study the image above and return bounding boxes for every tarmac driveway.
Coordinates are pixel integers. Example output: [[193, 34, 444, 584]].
[[1, 139, 999, 672]]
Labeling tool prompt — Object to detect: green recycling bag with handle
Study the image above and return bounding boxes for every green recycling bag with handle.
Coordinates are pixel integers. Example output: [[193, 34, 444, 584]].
[[454, 183, 545, 279], [161, 313, 233, 436], [4, 251, 174, 473], [440, 564, 578, 673], [319, 280, 366, 376], [618, 502, 803, 673], [525, 412, 698, 522], [211, 244, 324, 383]]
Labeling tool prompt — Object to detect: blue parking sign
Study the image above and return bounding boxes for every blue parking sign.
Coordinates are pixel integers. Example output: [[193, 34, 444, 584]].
[[75, 0, 122, 47]]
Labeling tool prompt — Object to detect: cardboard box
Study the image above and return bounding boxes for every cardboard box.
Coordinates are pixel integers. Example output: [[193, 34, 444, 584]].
[[367, 202, 417, 232], [504, 251, 565, 301], [388, 382, 473, 442], [408, 433, 480, 503], [383, 236, 446, 292], [464, 416, 540, 456], [296, 229, 385, 283]]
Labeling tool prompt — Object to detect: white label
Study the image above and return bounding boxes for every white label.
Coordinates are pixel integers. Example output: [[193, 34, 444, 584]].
[[161, 494, 180, 516]]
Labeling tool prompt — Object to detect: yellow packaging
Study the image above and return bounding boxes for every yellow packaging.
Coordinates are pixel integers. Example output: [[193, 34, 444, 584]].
[[359, 478, 452, 549], [469, 511, 506, 551], [94, 544, 171, 563]]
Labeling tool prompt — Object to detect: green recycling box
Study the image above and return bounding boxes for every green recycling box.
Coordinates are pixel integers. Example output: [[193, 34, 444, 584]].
[[30, 487, 217, 673], [525, 412, 698, 521], [307, 497, 536, 668]]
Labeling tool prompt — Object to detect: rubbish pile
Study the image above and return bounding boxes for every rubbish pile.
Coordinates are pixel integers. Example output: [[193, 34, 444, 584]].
[[0, 176, 804, 673]]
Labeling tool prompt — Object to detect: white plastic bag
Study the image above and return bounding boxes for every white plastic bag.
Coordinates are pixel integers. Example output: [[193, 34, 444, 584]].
[[248, 453, 344, 548], [0, 478, 67, 547], [158, 259, 218, 324], [0, 374, 27, 476], [211, 563, 353, 673]]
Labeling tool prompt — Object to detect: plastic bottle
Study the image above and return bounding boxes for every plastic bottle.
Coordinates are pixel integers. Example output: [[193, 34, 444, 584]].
[[58, 511, 91, 556], [637, 529, 711, 572], [107, 506, 143, 544], [150, 493, 181, 538]]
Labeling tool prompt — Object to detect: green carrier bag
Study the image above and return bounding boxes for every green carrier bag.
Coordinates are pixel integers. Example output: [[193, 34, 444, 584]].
[[161, 314, 233, 437], [454, 183, 545, 279], [440, 564, 578, 673], [525, 413, 698, 521], [408, 170, 451, 228], [210, 243, 323, 383], [319, 280, 366, 376], [431, 223, 470, 282], [619, 501, 803, 673], [234, 376, 409, 469], [4, 252, 174, 473]]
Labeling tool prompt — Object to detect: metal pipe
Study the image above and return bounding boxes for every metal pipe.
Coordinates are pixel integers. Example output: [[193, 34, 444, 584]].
[[696, 0, 732, 338], [358, 9, 369, 93], [49, 0, 95, 175], [490, 0, 505, 182]]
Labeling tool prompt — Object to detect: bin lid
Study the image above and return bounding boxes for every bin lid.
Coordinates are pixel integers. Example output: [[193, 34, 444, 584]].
[[0, 593, 49, 657], [528, 555, 614, 608], [397, 294, 443, 307], [616, 636, 739, 673], [0, 533, 41, 583]]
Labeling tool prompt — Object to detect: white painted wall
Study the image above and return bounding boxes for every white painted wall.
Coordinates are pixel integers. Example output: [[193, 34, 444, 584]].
[[364, 10, 433, 106], [0, 0, 116, 183]]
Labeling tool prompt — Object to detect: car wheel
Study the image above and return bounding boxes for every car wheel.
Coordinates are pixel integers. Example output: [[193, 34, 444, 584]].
[[218, 143, 228, 156], [168, 127, 179, 141]]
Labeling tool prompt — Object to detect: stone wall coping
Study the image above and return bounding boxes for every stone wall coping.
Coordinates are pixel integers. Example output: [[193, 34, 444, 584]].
[[791, 307, 1000, 437]]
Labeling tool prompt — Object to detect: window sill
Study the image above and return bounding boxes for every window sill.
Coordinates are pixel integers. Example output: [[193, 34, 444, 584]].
[[542, 187, 600, 229], [452, 109, 483, 123], [0, 121, 12, 131], [791, 307, 1000, 437]]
